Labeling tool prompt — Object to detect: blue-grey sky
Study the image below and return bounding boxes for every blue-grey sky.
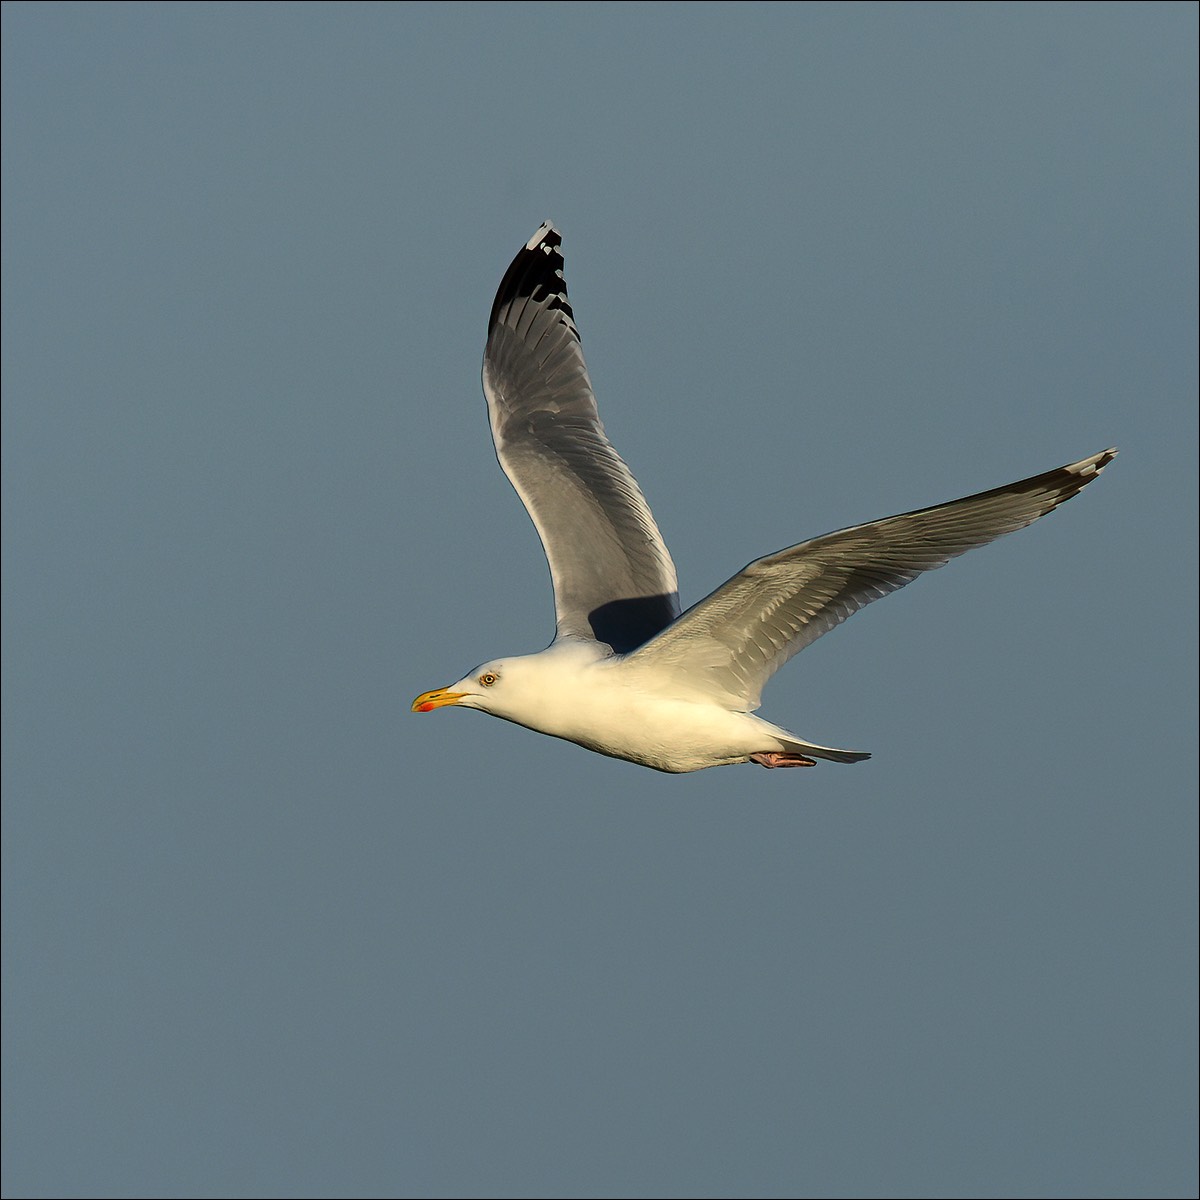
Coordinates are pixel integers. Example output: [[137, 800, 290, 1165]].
[[3, 3, 1196, 1197]]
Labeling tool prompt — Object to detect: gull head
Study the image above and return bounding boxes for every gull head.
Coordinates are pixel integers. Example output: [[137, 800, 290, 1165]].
[[411, 655, 547, 723], [412, 643, 611, 734]]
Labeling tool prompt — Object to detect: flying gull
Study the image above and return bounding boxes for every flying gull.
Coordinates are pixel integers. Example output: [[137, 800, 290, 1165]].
[[412, 223, 1115, 773]]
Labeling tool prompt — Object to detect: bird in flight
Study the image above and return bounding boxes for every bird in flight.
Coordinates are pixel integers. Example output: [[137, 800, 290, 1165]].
[[412, 223, 1114, 773]]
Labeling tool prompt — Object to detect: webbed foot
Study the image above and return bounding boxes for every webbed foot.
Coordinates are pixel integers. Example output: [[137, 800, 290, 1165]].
[[750, 752, 817, 768]]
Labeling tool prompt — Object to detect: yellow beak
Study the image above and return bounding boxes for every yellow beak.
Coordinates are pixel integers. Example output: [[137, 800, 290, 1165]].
[[411, 687, 467, 713]]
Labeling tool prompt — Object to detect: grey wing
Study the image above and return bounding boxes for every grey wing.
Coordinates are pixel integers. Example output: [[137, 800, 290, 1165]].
[[482, 223, 679, 653], [626, 449, 1116, 708]]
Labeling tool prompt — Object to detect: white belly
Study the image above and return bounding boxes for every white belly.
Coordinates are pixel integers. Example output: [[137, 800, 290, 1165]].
[[517, 670, 776, 773]]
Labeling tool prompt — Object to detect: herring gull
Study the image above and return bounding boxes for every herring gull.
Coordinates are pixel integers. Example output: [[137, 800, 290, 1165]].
[[412, 223, 1115, 773]]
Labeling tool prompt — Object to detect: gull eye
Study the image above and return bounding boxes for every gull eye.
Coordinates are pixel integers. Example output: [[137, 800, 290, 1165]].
[[479, 672, 498, 687]]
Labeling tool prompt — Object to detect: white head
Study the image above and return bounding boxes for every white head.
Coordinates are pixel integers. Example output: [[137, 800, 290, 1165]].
[[412, 642, 610, 738], [412, 654, 557, 728]]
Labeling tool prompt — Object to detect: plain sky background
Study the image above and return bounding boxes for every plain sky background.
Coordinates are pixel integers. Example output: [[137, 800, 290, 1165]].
[[3, 4, 1196, 1198]]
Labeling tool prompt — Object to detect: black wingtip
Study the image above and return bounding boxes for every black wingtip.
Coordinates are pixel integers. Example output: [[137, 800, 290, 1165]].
[[488, 222, 578, 340]]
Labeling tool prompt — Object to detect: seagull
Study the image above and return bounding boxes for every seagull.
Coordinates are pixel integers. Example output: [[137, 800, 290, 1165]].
[[412, 223, 1115, 773]]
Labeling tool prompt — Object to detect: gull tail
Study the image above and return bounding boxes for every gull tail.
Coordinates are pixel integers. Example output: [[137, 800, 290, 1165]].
[[776, 734, 871, 765]]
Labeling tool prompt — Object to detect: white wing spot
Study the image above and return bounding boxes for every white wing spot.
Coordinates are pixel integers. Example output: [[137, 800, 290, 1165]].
[[526, 221, 556, 251]]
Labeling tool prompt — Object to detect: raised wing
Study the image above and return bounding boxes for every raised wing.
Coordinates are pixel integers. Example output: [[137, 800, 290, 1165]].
[[625, 450, 1116, 708], [482, 223, 679, 653]]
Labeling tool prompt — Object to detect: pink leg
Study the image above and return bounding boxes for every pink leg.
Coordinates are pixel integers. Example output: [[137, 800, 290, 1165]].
[[750, 752, 817, 768]]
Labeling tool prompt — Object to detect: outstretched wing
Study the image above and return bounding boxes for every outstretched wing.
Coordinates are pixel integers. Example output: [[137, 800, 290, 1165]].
[[626, 450, 1116, 708], [482, 223, 679, 653]]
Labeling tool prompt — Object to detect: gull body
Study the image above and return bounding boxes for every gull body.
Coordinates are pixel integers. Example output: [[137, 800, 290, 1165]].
[[412, 223, 1114, 774], [415, 641, 853, 774]]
